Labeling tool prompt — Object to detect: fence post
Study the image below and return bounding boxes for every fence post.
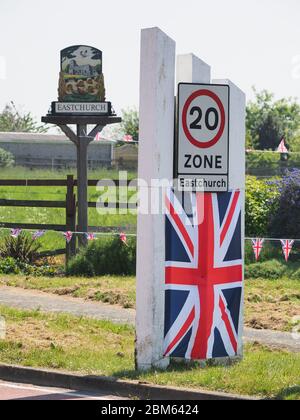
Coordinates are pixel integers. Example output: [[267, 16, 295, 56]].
[[66, 174, 76, 264]]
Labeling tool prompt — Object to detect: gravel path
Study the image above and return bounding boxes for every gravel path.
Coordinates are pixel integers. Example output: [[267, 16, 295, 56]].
[[0, 286, 298, 352]]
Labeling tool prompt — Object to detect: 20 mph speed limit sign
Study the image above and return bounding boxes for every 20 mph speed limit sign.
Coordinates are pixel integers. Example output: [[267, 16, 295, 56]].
[[175, 83, 230, 192]]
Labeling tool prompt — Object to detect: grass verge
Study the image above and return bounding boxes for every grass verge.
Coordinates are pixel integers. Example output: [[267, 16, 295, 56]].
[[0, 275, 299, 332], [0, 305, 299, 400]]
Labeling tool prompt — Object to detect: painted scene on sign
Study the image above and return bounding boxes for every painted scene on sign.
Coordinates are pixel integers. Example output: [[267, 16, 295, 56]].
[[58, 45, 105, 102]]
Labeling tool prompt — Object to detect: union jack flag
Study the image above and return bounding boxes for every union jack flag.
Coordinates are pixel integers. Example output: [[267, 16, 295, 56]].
[[63, 231, 73, 244], [164, 189, 243, 360], [11, 228, 22, 239], [32, 230, 46, 241], [252, 238, 265, 261], [280, 239, 294, 262], [86, 233, 96, 241]]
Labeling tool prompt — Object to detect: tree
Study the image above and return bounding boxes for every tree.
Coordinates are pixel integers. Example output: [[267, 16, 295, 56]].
[[120, 108, 139, 141], [246, 89, 300, 151], [0, 102, 48, 133]]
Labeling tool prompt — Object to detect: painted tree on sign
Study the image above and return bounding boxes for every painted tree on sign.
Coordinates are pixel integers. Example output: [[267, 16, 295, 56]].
[[0, 102, 48, 133]]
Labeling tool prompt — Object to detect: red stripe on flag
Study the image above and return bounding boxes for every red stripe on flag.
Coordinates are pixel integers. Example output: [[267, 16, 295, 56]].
[[164, 307, 195, 356], [219, 296, 238, 354], [220, 191, 240, 246]]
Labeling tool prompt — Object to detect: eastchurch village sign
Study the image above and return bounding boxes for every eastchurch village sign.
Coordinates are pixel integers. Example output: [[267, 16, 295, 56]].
[[42, 45, 121, 248], [51, 45, 113, 116]]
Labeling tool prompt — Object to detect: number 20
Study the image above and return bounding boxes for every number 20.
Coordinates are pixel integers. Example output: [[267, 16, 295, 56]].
[[190, 106, 219, 131]]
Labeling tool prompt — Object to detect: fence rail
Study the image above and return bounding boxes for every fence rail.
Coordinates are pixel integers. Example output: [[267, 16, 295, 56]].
[[0, 175, 136, 263]]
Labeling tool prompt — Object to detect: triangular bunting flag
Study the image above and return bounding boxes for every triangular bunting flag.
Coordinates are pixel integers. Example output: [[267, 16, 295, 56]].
[[252, 238, 265, 261], [32, 230, 46, 241], [86, 233, 96, 241], [120, 232, 128, 246], [11, 228, 22, 239], [280, 239, 294, 262], [63, 231, 73, 244], [277, 138, 288, 153]]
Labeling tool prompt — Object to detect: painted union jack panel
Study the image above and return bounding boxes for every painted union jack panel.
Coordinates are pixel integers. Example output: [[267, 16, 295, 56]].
[[164, 189, 243, 360]]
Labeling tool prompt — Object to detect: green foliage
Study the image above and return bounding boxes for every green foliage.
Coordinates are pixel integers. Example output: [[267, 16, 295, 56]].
[[120, 108, 139, 141], [67, 236, 136, 277], [269, 169, 300, 239], [0, 256, 57, 276], [245, 176, 279, 236], [246, 89, 300, 151], [0, 257, 20, 274], [0, 148, 14, 167], [245, 259, 300, 280], [0, 232, 41, 263], [246, 151, 300, 176], [0, 102, 48, 133]]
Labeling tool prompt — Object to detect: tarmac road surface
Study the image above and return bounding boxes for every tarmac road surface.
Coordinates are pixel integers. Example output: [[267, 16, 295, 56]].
[[0, 380, 129, 401]]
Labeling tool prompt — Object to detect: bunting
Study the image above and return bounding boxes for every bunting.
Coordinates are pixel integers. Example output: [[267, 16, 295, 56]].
[[252, 238, 265, 261], [280, 239, 294, 262]]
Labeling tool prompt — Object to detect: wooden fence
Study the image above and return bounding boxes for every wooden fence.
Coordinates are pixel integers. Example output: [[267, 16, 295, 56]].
[[0, 176, 137, 262]]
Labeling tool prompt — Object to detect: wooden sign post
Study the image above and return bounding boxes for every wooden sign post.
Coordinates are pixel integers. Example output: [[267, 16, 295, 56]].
[[42, 46, 121, 247]]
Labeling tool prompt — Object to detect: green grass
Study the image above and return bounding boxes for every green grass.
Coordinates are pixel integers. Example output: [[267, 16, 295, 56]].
[[0, 275, 299, 332], [245, 277, 300, 332], [0, 166, 137, 251], [0, 305, 299, 399]]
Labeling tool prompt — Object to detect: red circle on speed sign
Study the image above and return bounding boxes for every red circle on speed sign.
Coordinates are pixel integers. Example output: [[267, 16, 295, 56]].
[[182, 89, 226, 149]]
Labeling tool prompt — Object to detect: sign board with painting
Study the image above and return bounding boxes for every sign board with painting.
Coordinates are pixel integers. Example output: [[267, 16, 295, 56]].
[[51, 45, 112, 116]]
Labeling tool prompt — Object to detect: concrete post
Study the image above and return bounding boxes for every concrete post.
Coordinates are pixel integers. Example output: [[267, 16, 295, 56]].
[[136, 27, 176, 371], [177, 54, 211, 85]]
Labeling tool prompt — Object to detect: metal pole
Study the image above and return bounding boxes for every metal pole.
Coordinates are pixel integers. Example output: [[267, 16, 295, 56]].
[[77, 124, 89, 247]]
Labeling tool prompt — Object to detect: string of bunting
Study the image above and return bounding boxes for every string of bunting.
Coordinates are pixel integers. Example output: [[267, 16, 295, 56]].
[[6, 229, 300, 261], [249, 238, 297, 262], [8, 228, 134, 246]]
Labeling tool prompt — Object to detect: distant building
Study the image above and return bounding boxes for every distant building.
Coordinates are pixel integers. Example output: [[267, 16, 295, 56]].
[[113, 144, 138, 170], [0, 132, 113, 170], [68, 60, 99, 77]]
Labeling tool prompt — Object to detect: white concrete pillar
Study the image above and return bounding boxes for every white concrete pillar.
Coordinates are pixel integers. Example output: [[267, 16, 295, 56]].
[[136, 27, 176, 371], [177, 54, 211, 85], [213, 78, 246, 357]]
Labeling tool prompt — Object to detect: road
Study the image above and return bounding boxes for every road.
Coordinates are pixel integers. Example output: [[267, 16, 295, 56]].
[[0, 380, 129, 401]]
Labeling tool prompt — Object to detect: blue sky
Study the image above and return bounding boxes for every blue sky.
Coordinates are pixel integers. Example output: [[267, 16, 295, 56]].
[[0, 0, 299, 120]]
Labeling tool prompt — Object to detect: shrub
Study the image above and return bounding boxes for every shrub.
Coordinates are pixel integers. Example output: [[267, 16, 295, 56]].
[[67, 236, 136, 277], [66, 254, 95, 277], [0, 256, 58, 276], [245, 259, 287, 279], [0, 257, 20, 274], [0, 232, 41, 263], [269, 169, 300, 239], [245, 176, 279, 237], [0, 148, 14, 167]]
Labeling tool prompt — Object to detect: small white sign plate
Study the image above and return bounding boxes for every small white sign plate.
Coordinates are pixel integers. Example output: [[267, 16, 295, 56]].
[[53, 102, 109, 115]]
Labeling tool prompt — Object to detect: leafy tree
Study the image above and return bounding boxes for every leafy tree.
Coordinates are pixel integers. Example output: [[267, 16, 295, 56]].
[[246, 89, 300, 151], [120, 108, 139, 141], [0, 102, 48, 133]]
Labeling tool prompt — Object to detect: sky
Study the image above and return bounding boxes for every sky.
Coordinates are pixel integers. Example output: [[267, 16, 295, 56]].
[[0, 0, 299, 122]]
